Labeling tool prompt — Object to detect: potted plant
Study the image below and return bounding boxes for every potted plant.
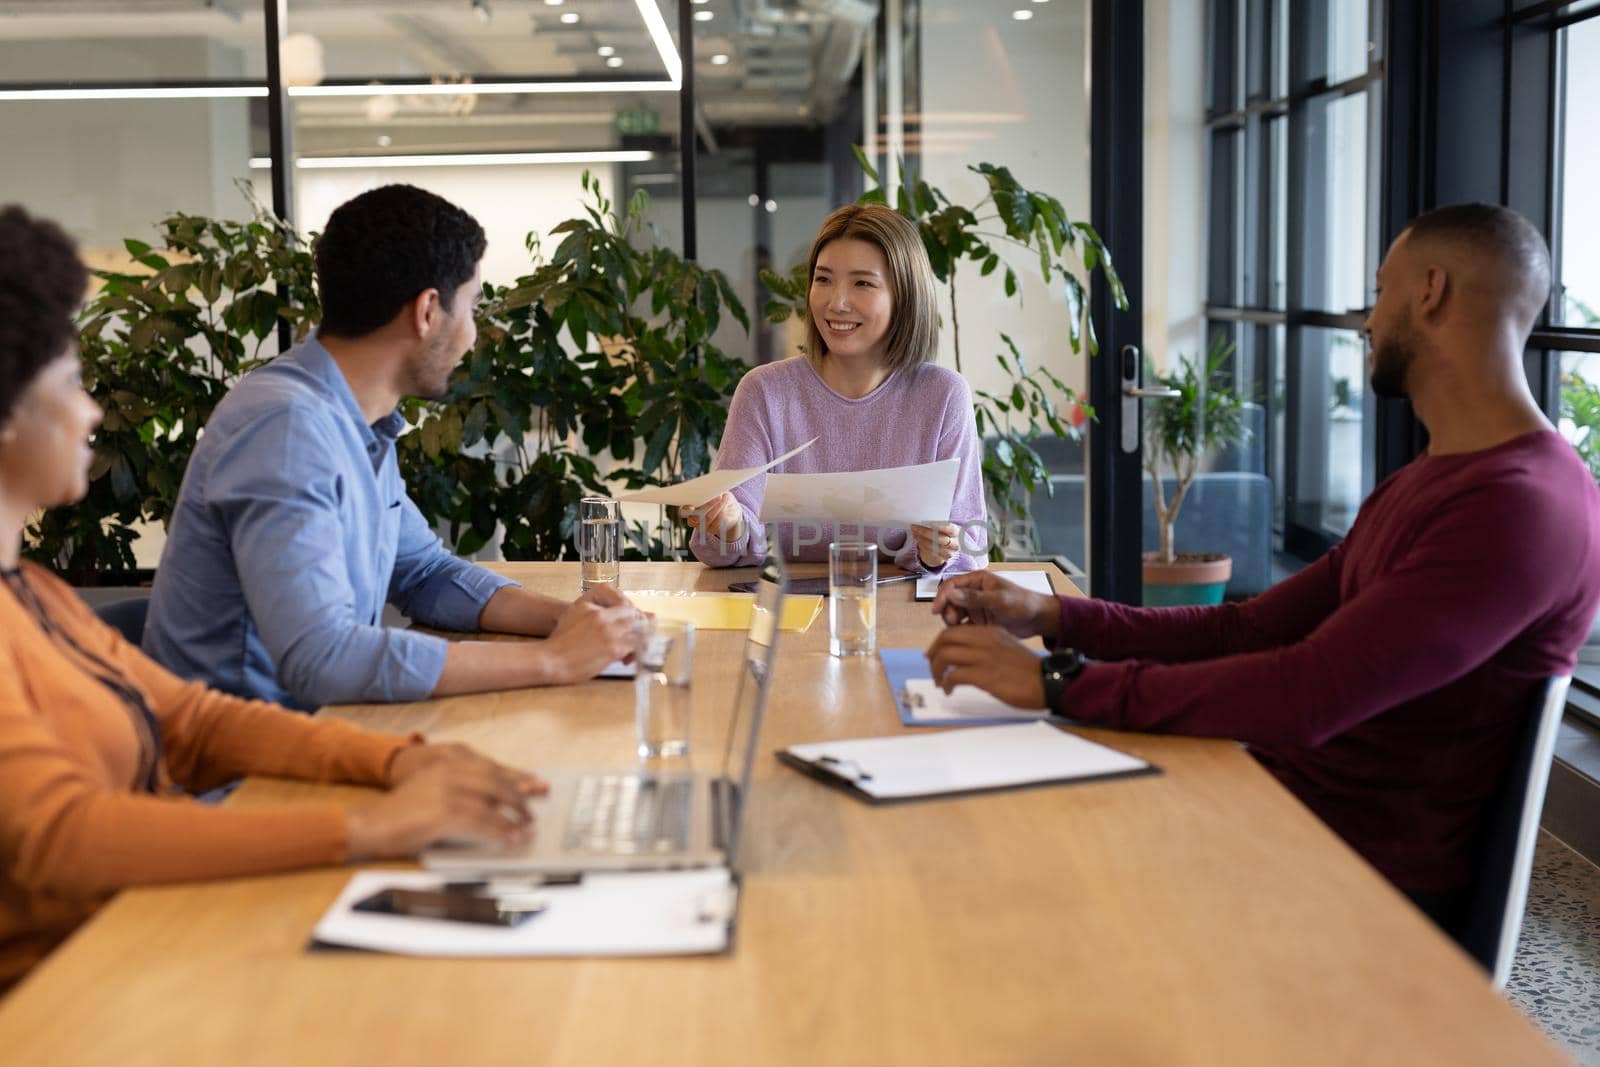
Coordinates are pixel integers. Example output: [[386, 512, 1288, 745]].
[[1142, 333, 1249, 605]]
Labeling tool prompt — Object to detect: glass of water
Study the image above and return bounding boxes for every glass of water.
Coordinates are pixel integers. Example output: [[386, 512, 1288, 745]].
[[828, 541, 877, 657], [577, 496, 621, 593], [635, 618, 694, 760]]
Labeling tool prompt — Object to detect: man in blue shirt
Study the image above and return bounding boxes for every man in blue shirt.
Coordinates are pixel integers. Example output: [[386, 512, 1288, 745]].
[[144, 185, 640, 711]]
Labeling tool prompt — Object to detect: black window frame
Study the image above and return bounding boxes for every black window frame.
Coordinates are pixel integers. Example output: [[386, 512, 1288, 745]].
[[1204, 0, 1386, 561], [1508, 1, 1600, 726]]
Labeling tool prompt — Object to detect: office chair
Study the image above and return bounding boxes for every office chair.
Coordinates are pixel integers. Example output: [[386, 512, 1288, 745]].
[[94, 595, 151, 647], [1458, 675, 1571, 989]]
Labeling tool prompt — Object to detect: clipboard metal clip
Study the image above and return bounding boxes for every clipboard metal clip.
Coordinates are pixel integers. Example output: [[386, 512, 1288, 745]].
[[898, 687, 928, 710], [694, 884, 740, 924], [816, 755, 873, 783]]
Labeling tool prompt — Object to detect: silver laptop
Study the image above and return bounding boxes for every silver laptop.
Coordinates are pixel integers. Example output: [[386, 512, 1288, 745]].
[[423, 553, 787, 874]]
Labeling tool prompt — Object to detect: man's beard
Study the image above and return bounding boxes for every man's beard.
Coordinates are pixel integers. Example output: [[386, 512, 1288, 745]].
[[408, 334, 456, 401], [1369, 325, 1417, 399]]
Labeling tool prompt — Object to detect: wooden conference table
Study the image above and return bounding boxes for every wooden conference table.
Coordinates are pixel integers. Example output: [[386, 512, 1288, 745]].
[[0, 562, 1570, 1066]]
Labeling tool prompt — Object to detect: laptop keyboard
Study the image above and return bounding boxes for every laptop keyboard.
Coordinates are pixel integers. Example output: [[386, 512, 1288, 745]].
[[563, 774, 694, 855]]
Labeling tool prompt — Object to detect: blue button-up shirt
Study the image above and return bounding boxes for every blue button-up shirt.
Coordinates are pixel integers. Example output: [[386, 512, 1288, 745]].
[[143, 336, 515, 710]]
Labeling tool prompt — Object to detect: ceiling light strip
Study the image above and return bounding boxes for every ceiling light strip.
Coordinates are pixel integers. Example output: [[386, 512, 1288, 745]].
[[0, 86, 268, 101], [633, 0, 684, 87], [287, 79, 676, 97], [246, 150, 654, 170]]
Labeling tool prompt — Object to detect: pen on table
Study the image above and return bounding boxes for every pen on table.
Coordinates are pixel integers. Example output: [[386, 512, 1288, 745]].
[[876, 573, 918, 587]]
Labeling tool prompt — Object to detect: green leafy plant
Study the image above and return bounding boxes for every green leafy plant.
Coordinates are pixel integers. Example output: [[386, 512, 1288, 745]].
[[27, 211, 317, 584], [1562, 370, 1600, 485], [761, 149, 1124, 559], [1144, 334, 1249, 564], [397, 174, 749, 560], [29, 174, 748, 580]]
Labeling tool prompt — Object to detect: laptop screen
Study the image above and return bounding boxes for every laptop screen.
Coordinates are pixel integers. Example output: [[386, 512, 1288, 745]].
[[717, 551, 787, 866]]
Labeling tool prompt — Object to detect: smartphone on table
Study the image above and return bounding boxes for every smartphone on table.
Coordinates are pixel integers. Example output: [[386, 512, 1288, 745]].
[[351, 887, 543, 927]]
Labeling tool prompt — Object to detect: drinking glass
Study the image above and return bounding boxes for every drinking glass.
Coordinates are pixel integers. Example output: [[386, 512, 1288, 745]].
[[635, 619, 694, 760], [828, 541, 877, 657], [578, 496, 621, 593]]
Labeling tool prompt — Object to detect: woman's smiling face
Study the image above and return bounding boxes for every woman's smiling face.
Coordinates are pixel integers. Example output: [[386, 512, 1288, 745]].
[[808, 237, 895, 367]]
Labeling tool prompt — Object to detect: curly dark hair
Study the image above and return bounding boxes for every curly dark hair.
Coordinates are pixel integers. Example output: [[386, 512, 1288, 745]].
[[0, 206, 88, 427], [313, 184, 487, 339]]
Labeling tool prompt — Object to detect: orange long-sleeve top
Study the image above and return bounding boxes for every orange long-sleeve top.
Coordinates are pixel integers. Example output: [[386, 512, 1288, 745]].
[[0, 562, 415, 992]]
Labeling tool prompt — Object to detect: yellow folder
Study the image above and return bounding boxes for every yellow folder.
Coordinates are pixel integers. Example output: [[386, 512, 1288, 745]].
[[627, 591, 824, 633]]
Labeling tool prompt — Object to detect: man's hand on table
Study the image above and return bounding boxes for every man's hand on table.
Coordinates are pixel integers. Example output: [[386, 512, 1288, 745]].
[[545, 587, 645, 683], [931, 570, 1060, 641], [924, 625, 1048, 709]]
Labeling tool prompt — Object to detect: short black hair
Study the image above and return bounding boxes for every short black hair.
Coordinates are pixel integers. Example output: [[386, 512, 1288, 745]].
[[0, 205, 88, 426], [1404, 202, 1551, 320], [313, 184, 487, 339]]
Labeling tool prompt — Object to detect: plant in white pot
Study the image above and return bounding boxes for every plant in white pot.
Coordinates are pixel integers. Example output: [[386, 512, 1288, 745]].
[[1143, 334, 1250, 605]]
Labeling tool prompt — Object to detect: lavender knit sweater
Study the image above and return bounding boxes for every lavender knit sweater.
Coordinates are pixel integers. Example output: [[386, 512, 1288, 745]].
[[689, 355, 988, 573]]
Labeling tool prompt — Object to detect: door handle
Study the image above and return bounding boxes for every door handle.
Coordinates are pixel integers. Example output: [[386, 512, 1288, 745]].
[[1118, 344, 1174, 453]]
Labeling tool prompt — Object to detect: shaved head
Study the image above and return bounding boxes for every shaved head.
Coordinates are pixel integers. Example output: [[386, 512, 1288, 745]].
[[1400, 202, 1551, 333]]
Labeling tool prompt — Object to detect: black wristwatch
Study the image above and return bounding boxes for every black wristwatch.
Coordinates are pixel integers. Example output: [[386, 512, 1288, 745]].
[[1040, 649, 1087, 710]]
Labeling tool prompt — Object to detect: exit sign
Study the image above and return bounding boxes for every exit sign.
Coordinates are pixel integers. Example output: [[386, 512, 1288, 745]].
[[615, 108, 660, 136]]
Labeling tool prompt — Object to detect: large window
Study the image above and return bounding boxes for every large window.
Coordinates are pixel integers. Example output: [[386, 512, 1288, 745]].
[[1204, 0, 1383, 562], [1515, 2, 1600, 721]]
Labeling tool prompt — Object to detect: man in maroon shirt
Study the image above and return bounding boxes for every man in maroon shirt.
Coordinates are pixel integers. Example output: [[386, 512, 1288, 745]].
[[927, 203, 1600, 930]]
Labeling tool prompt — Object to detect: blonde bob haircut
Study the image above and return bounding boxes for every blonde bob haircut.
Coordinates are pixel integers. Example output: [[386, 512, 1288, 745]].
[[803, 203, 939, 375]]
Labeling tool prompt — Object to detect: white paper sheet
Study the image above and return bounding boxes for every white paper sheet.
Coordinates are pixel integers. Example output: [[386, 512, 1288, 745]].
[[915, 568, 1057, 601], [785, 721, 1150, 800], [901, 677, 1052, 723], [620, 437, 817, 507], [598, 659, 635, 679], [312, 869, 735, 957], [758, 457, 961, 527]]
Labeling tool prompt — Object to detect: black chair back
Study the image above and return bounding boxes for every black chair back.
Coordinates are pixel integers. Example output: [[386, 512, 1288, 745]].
[[1458, 675, 1571, 988], [94, 595, 151, 647]]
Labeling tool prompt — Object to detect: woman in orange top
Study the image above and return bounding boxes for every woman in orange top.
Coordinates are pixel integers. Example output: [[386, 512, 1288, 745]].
[[0, 206, 545, 993]]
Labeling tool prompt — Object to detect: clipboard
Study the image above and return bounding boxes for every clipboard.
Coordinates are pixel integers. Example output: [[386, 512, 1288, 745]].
[[878, 647, 1051, 727], [776, 721, 1160, 805], [309, 868, 741, 958]]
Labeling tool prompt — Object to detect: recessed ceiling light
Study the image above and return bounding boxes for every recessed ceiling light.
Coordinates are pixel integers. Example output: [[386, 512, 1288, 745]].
[[763, 199, 777, 213], [471, 0, 492, 21], [692, 0, 710, 4], [606, 56, 624, 67], [747, 193, 760, 207], [376, 134, 392, 147], [1012, 8, 1034, 19], [560, 11, 579, 22], [597, 45, 615, 56], [543, 0, 563, 5], [710, 53, 729, 65], [693, 9, 714, 21]]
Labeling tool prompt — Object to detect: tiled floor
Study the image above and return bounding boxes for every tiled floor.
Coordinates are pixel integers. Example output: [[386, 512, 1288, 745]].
[[1505, 832, 1600, 1065]]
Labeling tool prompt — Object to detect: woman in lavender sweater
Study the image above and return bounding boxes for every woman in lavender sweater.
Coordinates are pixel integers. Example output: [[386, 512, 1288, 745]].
[[686, 204, 988, 574]]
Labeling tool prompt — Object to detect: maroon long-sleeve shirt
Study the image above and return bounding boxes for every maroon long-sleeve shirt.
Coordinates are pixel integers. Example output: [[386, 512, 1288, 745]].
[[1058, 430, 1600, 892]]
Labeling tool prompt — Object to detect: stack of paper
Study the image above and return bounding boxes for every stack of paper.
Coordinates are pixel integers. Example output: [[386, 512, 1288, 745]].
[[915, 568, 1058, 601]]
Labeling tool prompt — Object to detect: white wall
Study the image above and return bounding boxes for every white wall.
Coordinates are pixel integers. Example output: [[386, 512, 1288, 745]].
[[1144, 0, 1208, 374], [0, 39, 253, 259], [917, 1, 1091, 408], [280, 164, 619, 288]]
